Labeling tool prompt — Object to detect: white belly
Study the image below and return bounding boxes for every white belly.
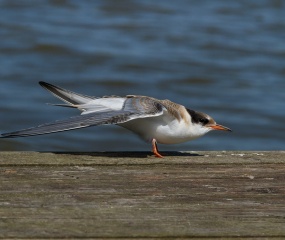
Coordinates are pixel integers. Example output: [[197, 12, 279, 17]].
[[119, 116, 202, 144]]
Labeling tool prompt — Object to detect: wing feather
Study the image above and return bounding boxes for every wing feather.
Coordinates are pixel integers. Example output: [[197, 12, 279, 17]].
[[0, 111, 133, 138], [39, 81, 96, 105], [1, 96, 166, 138]]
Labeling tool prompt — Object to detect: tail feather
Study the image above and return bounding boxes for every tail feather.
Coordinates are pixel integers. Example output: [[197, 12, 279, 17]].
[[39, 81, 96, 105]]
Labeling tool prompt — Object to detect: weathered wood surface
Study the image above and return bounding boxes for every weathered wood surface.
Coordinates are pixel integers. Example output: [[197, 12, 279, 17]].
[[0, 151, 284, 239]]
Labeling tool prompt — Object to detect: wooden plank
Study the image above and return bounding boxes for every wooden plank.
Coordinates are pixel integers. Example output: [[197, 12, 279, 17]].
[[0, 151, 284, 239]]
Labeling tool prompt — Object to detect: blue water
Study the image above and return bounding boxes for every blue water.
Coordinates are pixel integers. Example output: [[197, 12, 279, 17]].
[[0, 1, 284, 152]]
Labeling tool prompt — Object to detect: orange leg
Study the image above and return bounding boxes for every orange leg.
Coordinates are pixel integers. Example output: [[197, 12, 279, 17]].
[[152, 139, 163, 158]]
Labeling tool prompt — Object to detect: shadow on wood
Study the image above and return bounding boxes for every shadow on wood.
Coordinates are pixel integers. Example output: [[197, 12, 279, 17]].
[[51, 151, 202, 158]]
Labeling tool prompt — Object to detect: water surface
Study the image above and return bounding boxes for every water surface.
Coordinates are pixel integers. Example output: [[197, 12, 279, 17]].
[[0, 1, 284, 151]]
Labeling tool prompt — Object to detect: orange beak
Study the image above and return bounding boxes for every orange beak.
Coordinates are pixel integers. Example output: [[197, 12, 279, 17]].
[[210, 124, 232, 132]]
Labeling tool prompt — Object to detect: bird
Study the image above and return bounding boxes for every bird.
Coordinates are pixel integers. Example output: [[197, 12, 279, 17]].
[[0, 81, 231, 157]]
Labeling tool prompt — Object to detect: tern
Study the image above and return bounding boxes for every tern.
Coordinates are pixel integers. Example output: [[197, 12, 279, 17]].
[[1, 82, 231, 157]]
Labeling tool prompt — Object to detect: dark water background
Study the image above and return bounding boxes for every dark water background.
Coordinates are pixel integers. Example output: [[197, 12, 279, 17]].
[[0, 0, 284, 152]]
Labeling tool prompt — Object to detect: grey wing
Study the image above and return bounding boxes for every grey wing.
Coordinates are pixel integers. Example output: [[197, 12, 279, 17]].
[[0, 96, 165, 138], [0, 111, 133, 138], [123, 95, 165, 118]]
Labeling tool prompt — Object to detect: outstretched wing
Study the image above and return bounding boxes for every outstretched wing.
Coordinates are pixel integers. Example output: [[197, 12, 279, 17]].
[[0, 111, 133, 138], [39, 81, 96, 105], [1, 95, 165, 138]]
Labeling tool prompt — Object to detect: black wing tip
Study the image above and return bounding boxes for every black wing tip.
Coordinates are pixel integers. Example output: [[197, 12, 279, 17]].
[[0, 133, 14, 138], [39, 81, 62, 93], [0, 131, 25, 138], [39, 81, 52, 88], [39, 81, 62, 90]]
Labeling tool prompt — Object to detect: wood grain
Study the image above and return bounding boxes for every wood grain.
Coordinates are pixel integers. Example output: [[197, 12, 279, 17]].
[[0, 151, 284, 238]]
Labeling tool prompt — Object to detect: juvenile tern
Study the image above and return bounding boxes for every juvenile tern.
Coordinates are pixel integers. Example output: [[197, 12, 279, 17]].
[[1, 82, 231, 157]]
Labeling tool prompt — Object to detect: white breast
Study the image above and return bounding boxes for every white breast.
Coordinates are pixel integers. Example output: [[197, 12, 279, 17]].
[[120, 113, 208, 144]]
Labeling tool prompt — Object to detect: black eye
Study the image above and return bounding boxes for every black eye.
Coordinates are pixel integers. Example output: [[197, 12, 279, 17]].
[[199, 118, 209, 125]]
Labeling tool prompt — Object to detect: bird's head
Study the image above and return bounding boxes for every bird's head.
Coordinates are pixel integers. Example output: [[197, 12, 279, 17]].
[[186, 108, 232, 137]]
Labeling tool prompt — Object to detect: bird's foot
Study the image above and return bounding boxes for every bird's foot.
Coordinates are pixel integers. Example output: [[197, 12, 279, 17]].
[[152, 139, 163, 158]]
